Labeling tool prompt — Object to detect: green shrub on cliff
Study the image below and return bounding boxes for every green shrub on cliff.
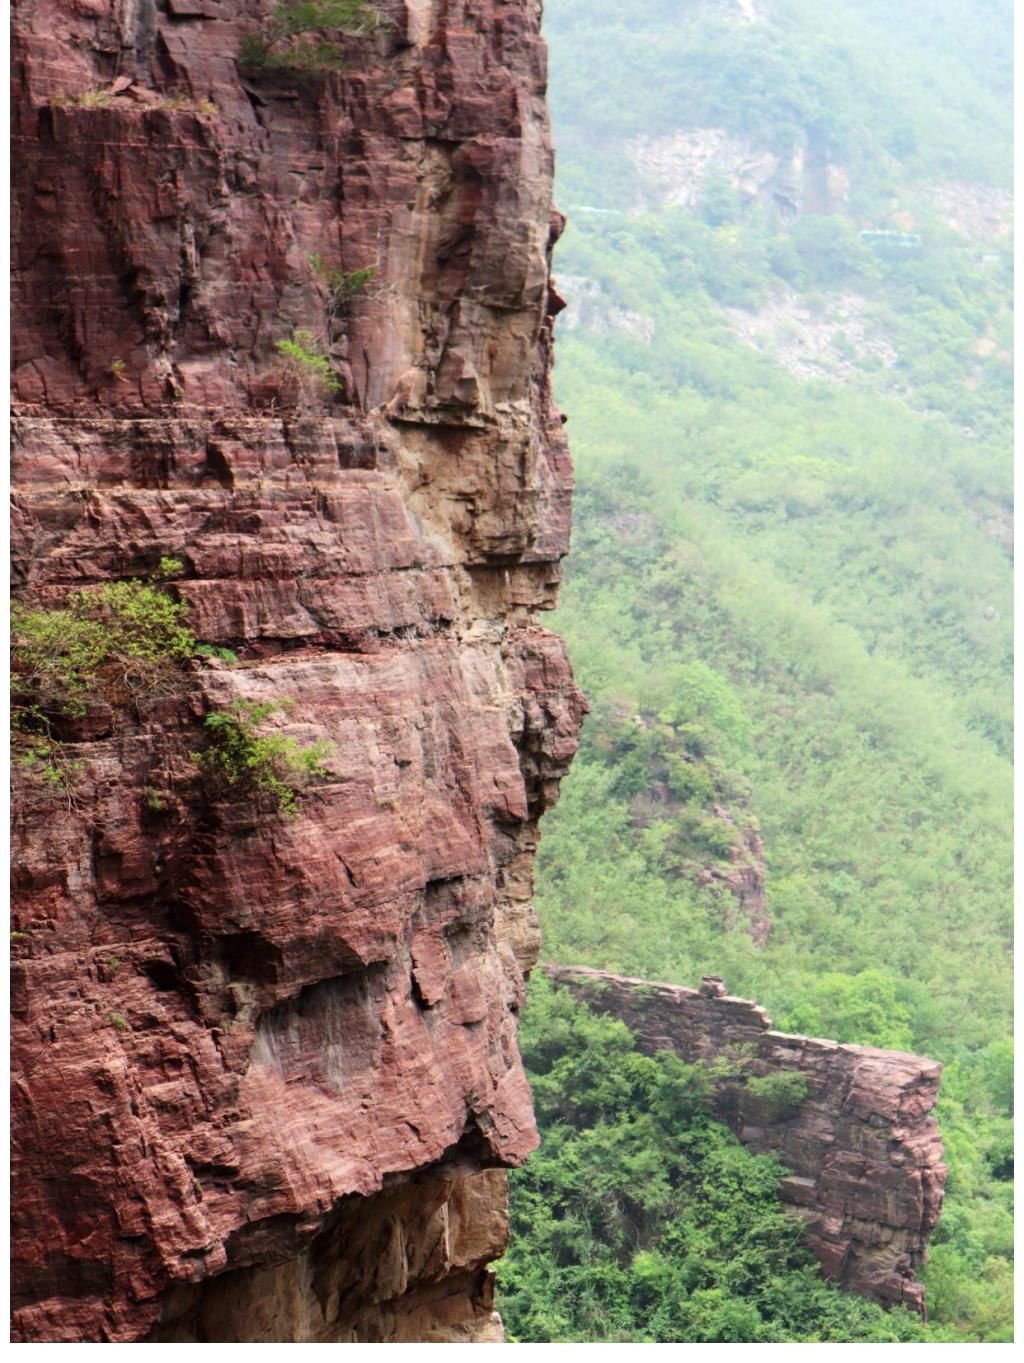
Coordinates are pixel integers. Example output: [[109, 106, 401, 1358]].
[[11, 566, 239, 797], [745, 1071, 809, 1121], [309, 255, 377, 314], [275, 329, 342, 405], [238, 1, 378, 75], [191, 699, 333, 816], [11, 579, 194, 723], [11, 574, 196, 794]]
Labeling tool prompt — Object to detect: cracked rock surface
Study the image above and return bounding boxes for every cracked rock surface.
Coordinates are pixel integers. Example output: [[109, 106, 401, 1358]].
[[11, 0, 584, 1341]]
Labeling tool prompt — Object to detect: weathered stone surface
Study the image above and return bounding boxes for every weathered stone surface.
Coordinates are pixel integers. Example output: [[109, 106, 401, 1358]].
[[545, 966, 947, 1318], [11, 0, 584, 1342], [146, 1170, 511, 1342]]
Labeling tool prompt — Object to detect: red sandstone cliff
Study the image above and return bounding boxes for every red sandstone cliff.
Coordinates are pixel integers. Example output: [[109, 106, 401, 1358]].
[[11, 0, 584, 1341], [546, 966, 947, 1318]]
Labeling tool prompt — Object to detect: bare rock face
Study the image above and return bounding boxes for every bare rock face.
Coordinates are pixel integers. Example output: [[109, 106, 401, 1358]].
[[631, 126, 848, 222], [11, 0, 584, 1342], [545, 966, 947, 1319]]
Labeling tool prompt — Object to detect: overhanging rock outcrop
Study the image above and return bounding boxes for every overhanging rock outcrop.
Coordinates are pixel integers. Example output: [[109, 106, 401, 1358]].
[[11, 0, 584, 1342], [545, 965, 947, 1317]]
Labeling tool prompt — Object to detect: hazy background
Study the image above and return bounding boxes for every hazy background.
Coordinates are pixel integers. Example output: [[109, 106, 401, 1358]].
[[496, 0, 1013, 1342]]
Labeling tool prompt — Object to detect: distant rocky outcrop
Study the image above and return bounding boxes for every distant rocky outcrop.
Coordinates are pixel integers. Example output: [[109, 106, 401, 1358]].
[[693, 809, 768, 946], [723, 287, 899, 385], [631, 126, 849, 221], [557, 274, 656, 344], [545, 965, 947, 1318]]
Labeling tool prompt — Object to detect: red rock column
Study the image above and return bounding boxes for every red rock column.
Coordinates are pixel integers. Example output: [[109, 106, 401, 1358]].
[[11, 0, 583, 1341]]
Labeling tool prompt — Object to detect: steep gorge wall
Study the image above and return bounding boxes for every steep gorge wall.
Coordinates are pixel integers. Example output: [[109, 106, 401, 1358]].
[[546, 966, 946, 1318], [11, 0, 584, 1341]]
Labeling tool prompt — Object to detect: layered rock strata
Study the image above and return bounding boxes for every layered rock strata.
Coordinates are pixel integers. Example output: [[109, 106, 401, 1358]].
[[11, 0, 584, 1342], [545, 966, 946, 1318]]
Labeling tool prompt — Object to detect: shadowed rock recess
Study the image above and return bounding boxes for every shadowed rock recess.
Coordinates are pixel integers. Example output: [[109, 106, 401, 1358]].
[[10, 0, 584, 1342], [546, 967, 947, 1318]]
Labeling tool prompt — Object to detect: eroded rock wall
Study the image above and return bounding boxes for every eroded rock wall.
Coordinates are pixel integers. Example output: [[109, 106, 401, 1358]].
[[11, 0, 584, 1342], [545, 966, 946, 1317]]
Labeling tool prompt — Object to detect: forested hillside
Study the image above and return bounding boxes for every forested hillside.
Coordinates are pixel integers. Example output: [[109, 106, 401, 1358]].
[[501, 0, 1013, 1342]]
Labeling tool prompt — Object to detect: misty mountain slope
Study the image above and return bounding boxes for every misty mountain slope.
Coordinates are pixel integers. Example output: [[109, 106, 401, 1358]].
[[504, 0, 1013, 1342]]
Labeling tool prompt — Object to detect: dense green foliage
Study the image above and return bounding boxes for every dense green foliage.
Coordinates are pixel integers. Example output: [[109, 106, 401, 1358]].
[[499, 978, 955, 1342], [500, 0, 1013, 1343], [191, 700, 333, 815]]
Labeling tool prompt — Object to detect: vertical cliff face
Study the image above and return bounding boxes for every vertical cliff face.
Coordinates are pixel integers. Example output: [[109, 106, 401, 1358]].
[[546, 967, 947, 1318], [11, 0, 584, 1341]]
